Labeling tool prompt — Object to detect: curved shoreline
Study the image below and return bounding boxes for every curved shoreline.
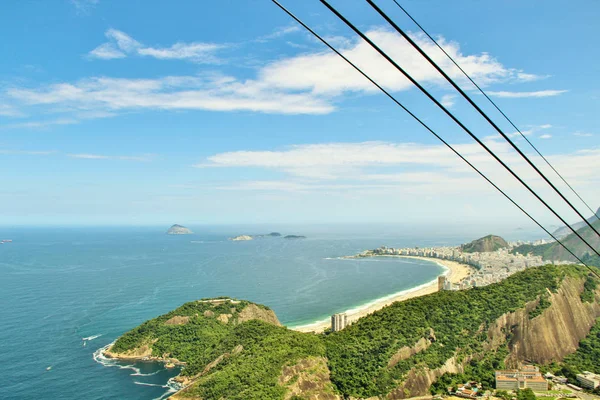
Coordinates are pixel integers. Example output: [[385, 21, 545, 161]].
[[290, 255, 473, 333]]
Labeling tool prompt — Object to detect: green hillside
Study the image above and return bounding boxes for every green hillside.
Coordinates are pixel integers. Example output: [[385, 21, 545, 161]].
[[107, 265, 600, 399], [461, 234, 508, 253], [513, 219, 600, 262]]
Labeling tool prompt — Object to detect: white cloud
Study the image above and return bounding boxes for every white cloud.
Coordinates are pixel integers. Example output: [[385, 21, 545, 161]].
[[0, 118, 77, 129], [71, 0, 99, 14], [0, 104, 24, 117], [89, 43, 126, 60], [487, 90, 567, 98], [0, 149, 55, 155], [573, 132, 593, 137], [88, 29, 223, 63], [105, 29, 141, 52], [138, 43, 223, 63], [10, 27, 559, 121], [538, 134, 552, 139], [7, 76, 333, 115], [195, 141, 600, 201], [441, 94, 456, 108], [254, 25, 301, 42], [259, 29, 545, 95], [67, 153, 155, 161]]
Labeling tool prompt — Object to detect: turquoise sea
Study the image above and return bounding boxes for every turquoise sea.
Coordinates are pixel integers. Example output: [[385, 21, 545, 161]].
[[0, 225, 533, 399]]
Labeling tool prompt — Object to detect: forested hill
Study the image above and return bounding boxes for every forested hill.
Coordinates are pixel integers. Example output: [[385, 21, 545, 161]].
[[106, 265, 600, 400], [460, 234, 508, 253], [552, 207, 600, 239], [513, 219, 600, 263]]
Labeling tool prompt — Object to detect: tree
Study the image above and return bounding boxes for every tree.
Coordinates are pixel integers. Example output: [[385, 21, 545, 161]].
[[517, 388, 536, 400]]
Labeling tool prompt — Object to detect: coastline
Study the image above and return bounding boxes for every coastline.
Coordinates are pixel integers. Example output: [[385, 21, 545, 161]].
[[291, 256, 473, 333]]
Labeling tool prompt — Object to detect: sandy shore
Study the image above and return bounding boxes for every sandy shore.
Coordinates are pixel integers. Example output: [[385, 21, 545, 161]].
[[291, 256, 474, 333]]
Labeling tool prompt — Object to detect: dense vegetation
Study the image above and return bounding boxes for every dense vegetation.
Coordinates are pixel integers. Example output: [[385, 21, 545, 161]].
[[324, 265, 570, 398], [185, 321, 326, 400], [558, 317, 600, 379], [109, 264, 599, 399], [513, 219, 600, 262], [111, 298, 273, 375], [461, 234, 508, 253], [430, 345, 509, 393]]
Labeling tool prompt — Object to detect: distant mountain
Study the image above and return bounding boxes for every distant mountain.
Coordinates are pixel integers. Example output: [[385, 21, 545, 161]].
[[166, 224, 193, 235], [552, 207, 600, 239], [460, 234, 508, 253], [513, 218, 600, 263]]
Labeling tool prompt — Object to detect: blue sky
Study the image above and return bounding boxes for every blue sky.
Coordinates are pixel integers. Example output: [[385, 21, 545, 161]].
[[1, 0, 598, 229]]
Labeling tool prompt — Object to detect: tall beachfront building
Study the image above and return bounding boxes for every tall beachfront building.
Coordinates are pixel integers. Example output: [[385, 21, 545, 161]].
[[331, 313, 348, 332]]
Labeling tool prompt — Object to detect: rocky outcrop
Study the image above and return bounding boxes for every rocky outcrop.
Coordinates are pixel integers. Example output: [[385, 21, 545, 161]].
[[388, 355, 469, 399], [388, 329, 435, 368], [165, 316, 190, 325], [105, 340, 156, 359], [386, 276, 600, 399], [279, 357, 341, 400], [230, 235, 253, 241], [237, 303, 281, 326]]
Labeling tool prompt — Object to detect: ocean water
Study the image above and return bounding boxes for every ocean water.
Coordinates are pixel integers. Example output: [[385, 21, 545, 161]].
[[0, 226, 516, 399]]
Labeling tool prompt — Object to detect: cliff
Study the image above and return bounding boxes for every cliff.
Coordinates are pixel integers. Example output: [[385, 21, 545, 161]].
[[388, 274, 600, 399], [461, 234, 508, 253], [167, 224, 193, 235]]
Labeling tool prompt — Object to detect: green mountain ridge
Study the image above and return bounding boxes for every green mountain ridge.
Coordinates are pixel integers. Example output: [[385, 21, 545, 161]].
[[552, 207, 600, 239], [513, 219, 600, 264], [106, 264, 600, 399]]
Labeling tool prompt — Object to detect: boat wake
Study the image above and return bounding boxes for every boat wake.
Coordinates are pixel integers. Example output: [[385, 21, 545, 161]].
[[134, 382, 169, 388], [82, 334, 102, 341]]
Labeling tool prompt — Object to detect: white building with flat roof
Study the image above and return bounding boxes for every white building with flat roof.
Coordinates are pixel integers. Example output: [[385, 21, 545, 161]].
[[331, 313, 348, 332], [576, 372, 600, 390]]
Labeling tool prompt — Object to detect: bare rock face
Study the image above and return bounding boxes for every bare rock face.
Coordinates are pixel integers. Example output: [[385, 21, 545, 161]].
[[388, 336, 432, 368], [387, 276, 600, 399], [237, 303, 282, 326], [166, 224, 193, 235], [165, 316, 190, 325], [279, 357, 341, 400], [504, 277, 600, 365]]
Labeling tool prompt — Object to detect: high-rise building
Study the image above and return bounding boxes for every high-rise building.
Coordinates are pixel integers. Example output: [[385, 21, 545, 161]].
[[331, 313, 348, 332], [438, 276, 446, 291]]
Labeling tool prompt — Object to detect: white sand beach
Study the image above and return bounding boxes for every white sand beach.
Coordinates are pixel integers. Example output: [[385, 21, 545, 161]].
[[291, 256, 474, 333]]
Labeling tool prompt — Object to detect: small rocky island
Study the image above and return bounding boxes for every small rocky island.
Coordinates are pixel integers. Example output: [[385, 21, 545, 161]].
[[229, 232, 283, 241], [230, 235, 253, 241], [166, 224, 193, 235], [284, 235, 306, 239]]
